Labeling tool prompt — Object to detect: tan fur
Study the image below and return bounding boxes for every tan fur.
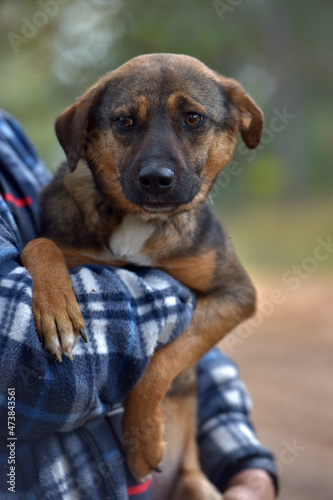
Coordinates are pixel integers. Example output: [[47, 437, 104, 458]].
[[159, 251, 217, 292], [63, 160, 103, 228]]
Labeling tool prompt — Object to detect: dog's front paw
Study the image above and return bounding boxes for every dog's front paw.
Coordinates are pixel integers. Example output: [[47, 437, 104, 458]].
[[21, 238, 87, 361], [122, 396, 165, 480], [32, 283, 86, 362]]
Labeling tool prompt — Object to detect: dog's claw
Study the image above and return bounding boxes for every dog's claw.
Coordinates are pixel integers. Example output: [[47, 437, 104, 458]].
[[65, 346, 73, 361], [79, 328, 88, 343], [55, 349, 62, 363]]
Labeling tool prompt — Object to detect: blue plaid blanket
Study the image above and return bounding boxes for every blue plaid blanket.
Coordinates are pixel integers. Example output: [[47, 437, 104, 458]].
[[0, 111, 277, 499]]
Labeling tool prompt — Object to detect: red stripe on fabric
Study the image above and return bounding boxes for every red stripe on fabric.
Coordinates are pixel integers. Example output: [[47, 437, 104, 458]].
[[3, 193, 33, 207], [128, 477, 152, 496]]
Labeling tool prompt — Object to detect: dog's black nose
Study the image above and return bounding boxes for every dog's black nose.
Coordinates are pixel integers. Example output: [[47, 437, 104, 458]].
[[138, 166, 175, 195]]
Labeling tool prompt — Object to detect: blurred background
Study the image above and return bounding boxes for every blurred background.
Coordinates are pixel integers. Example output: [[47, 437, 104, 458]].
[[0, 0, 332, 498]]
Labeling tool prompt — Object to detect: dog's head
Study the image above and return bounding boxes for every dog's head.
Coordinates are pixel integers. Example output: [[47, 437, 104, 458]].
[[55, 53, 263, 215]]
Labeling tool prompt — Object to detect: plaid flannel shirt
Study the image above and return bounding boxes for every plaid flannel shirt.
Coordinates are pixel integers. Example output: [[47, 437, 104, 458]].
[[0, 111, 277, 499]]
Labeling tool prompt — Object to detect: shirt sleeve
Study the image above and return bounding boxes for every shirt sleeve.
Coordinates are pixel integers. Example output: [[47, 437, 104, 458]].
[[197, 348, 278, 494], [0, 211, 195, 440], [0, 110, 51, 248]]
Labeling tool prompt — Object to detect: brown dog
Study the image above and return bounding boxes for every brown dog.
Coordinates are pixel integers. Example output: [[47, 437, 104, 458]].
[[21, 53, 263, 498]]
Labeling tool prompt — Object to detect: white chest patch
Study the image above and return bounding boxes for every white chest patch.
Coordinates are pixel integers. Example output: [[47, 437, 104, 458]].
[[109, 215, 155, 266]]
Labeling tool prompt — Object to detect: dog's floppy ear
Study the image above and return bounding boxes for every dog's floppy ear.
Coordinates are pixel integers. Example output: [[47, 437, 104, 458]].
[[55, 84, 104, 171], [218, 77, 264, 149]]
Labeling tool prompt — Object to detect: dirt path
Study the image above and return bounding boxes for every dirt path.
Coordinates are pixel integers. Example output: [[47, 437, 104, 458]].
[[219, 274, 333, 500]]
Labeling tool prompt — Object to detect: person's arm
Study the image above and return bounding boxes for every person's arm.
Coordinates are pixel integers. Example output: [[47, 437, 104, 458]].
[[197, 348, 278, 497], [0, 211, 195, 440]]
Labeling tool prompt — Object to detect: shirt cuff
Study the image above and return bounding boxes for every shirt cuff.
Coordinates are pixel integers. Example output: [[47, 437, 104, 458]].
[[219, 455, 279, 496]]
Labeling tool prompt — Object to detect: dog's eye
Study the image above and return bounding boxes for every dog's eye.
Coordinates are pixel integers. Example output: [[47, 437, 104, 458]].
[[116, 116, 135, 129], [185, 113, 204, 127]]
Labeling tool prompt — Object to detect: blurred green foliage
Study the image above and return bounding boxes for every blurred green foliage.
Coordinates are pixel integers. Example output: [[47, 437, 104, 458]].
[[240, 155, 290, 198], [0, 0, 332, 268]]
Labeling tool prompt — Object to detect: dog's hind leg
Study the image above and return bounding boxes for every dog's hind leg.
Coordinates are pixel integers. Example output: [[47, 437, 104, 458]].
[[152, 374, 223, 500], [171, 394, 223, 500]]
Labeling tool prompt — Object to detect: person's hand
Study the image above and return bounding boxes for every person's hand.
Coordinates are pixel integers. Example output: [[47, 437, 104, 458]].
[[224, 469, 275, 500]]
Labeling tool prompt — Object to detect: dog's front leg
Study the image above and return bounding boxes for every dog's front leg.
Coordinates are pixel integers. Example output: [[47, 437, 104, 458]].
[[21, 238, 86, 361], [122, 280, 255, 480]]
